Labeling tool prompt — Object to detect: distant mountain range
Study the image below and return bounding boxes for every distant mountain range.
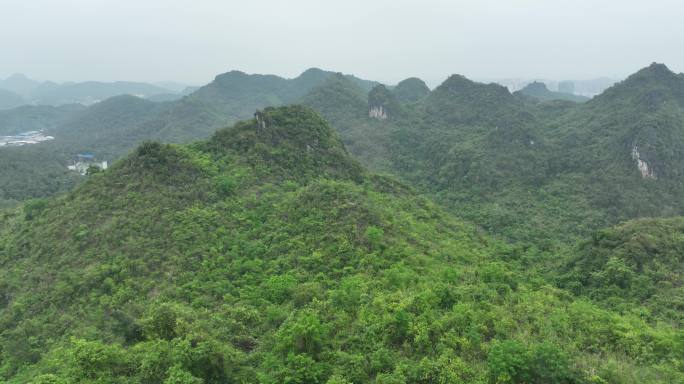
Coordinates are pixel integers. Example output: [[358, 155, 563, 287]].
[[487, 76, 618, 98], [515, 81, 590, 103], [0, 73, 197, 108]]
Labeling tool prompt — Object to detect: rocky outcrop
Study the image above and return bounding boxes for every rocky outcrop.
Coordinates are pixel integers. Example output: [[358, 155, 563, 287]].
[[369, 105, 388, 120], [368, 85, 398, 120], [632, 144, 656, 179]]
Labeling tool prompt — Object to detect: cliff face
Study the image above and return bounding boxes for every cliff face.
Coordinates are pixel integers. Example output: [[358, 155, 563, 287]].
[[368, 84, 398, 120]]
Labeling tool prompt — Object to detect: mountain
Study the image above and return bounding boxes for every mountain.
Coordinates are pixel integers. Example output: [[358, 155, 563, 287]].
[[300, 74, 368, 123], [297, 63, 684, 247], [0, 106, 679, 383], [0, 104, 84, 136], [188, 68, 377, 122], [391, 77, 430, 103], [30, 81, 174, 105], [515, 81, 590, 103], [1, 74, 185, 106], [546, 63, 684, 215], [0, 89, 25, 110], [300, 75, 395, 171], [0, 74, 41, 96], [153, 81, 196, 93]]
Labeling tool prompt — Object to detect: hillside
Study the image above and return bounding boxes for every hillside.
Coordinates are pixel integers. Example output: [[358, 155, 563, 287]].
[[300, 75, 396, 171], [562, 217, 684, 325], [0, 89, 25, 110], [1, 106, 680, 383], [0, 104, 84, 135]]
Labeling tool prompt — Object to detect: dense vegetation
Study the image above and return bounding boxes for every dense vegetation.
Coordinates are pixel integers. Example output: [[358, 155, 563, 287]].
[[304, 63, 684, 248], [562, 217, 684, 325], [0, 106, 681, 383]]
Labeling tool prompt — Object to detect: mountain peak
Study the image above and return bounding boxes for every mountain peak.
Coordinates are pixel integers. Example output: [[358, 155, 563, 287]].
[[594, 63, 684, 107], [430, 74, 514, 108], [438, 74, 511, 98], [293, 67, 334, 88], [620, 62, 678, 86], [522, 81, 549, 92], [6, 73, 31, 81], [299, 67, 327, 77], [206, 105, 364, 181], [300, 73, 368, 120], [641, 62, 673, 76], [516, 81, 589, 103], [393, 77, 430, 103]]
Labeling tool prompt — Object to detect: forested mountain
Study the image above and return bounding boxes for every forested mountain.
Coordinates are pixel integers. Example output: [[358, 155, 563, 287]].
[[302, 63, 684, 247], [391, 77, 431, 103], [0, 106, 680, 383], [0, 104, 85, 135], [187, 68, 377, 121]]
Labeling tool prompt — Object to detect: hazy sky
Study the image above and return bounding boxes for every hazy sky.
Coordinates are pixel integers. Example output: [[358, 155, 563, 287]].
[[1, 0, 682, 86]]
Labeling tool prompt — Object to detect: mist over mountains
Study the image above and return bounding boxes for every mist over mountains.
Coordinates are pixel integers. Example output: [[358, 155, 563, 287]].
[[0, 73, 197, 108]]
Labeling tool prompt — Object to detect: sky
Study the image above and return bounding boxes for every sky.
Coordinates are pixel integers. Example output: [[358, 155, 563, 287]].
[[1, 0, 683, 86]]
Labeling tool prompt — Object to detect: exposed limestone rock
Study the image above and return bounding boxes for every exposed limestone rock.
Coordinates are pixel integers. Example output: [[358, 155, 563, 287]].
[[369, 105, 388, 120], [255, 110, 267, 132], [632, 144, 656, 179]]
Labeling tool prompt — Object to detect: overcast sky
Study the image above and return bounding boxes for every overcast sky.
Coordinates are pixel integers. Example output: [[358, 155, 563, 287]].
[[1, 0, 682, 86]]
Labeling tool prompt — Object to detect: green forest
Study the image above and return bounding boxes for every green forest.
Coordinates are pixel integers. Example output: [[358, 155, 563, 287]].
[[0, 64, 683, 383]]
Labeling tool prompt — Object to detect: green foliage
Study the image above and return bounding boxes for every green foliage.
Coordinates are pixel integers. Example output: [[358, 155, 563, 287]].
[[164, 365, 203, 384], [0, 106, 682, 384], [391, 77, 430, 103], [562, 217, 684, 324], [487, 341, 577, 384], [306, 62, 684, 251], [23, 198, 48, 220]]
